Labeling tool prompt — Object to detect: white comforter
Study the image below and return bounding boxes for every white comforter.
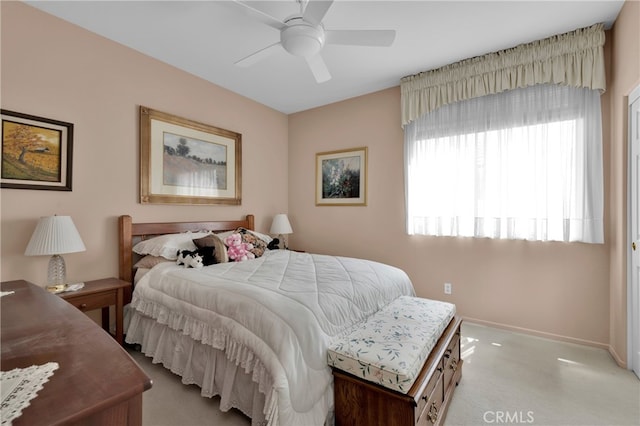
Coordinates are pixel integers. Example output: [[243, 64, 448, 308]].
[[127, 249, 415, 425]]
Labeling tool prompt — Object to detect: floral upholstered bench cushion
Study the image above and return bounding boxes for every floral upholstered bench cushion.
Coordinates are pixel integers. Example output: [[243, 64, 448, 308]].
[[327, 296, 456, 393]]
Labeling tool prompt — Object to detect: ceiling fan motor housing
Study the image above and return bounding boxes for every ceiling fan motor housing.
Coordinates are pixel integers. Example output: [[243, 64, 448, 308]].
[[281, 17, 325, 58]]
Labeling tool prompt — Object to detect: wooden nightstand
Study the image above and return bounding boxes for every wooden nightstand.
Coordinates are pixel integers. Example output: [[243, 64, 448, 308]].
[[59, 277, 130, 346]]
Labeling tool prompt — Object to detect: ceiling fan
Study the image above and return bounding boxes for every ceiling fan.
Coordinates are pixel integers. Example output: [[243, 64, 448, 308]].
[[232, 0, 396, 83]]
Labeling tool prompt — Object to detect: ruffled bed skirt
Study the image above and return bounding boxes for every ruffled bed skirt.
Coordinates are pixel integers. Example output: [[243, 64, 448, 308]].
[[126, 311, 272, 426]]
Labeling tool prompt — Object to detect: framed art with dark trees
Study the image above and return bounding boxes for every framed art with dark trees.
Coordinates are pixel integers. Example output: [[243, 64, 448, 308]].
[[1, 110, 74, 191], [316, 147, 367, 206]]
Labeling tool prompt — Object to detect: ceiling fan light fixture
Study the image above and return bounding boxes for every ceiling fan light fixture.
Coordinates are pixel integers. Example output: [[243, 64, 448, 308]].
[[281, 20, 325, 58], [232, 0, 395, 84]]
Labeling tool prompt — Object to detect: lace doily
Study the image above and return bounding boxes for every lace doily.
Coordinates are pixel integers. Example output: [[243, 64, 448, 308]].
[[1, 362, 59, 425], [0, 291, 14, 298]]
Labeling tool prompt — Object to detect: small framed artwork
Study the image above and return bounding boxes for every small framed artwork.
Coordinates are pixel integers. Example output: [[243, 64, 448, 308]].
[[1, 109, 74, 191], [316, 147, 367, 206], [139, 106, 242, 205]]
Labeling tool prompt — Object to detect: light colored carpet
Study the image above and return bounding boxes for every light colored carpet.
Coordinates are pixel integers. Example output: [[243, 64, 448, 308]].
[[446, 323, 639, 426], [128, 322, 639, 426]]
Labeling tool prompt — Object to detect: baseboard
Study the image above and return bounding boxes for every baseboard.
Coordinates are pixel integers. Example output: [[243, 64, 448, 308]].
[[462, 316, 610, 351], [607, 344, 627, 368]]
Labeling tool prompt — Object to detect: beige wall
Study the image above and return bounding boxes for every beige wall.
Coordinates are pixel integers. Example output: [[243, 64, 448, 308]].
[[289, 1, 639, 360], [289, 87, 611, 348], [608, 0, 640, 366], [0, 2, 288, 285], [2, 1, 639, 363]]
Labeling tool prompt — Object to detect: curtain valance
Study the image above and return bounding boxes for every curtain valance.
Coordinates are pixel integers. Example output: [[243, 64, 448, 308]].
[[400, 23, 605, 127]]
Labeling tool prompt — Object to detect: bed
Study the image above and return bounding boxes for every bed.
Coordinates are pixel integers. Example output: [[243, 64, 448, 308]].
[[118, 214, 417, 426]]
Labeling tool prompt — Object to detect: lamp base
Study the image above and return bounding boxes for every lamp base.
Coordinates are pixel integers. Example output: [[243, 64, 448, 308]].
[[279, 234, 289, 250], [46, 284, 67, 294], [47, 254, 67, 291]]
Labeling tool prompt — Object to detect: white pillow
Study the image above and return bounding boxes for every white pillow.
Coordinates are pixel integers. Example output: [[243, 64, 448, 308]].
[[132, 232, 211, 260]]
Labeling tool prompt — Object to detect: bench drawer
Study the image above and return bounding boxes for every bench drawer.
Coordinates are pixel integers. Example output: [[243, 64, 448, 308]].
[[416, 373, 444, 426], [443, 331, 461, 389], [415, 359, 443, 418]]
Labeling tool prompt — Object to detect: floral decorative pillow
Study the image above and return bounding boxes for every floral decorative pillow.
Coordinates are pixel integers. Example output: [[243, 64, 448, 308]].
[[216, 228, 272, 245], [234, 228, 267, 258], [241, 228, 273, 245]]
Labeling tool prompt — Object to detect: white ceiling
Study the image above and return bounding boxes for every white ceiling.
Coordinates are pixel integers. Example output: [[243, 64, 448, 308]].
[[26, 0, 624, 114]]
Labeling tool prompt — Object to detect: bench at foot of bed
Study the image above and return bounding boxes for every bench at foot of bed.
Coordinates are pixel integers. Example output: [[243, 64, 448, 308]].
[[328, 296, 463, 426]]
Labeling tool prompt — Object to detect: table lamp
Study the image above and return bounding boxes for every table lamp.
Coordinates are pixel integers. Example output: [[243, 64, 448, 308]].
[[24, 215, 86, 292], [270, 214, 293, 250]]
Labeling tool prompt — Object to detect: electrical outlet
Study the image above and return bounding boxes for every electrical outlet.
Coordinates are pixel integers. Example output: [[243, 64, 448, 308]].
[[444, 282, 452, 295]]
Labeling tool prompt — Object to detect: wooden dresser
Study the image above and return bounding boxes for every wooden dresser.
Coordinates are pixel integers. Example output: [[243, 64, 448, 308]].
[[332, 316, 463, 426], [1, 280, 152, 426]]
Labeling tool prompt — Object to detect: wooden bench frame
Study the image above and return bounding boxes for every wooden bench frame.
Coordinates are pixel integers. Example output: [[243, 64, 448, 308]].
[[332, 316, 463, 426]]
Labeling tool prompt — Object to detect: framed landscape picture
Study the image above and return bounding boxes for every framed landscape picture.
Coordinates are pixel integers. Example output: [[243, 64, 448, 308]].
[[1, 110, 73, 191], [316, 147, 367, 206], [139, 106, 242, 205]]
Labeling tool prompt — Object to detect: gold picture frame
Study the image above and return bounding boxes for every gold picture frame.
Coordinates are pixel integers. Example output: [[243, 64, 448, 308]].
[[140, 106, 241, 205], [1, 109, 73, 191], [316, 147, 367, 206]]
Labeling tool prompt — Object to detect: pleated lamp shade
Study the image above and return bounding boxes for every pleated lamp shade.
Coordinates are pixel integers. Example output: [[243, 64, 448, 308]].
[[25, 216, 86, 256], [25, 216, 86, 288], [270, 214, 293, 250], [270, 214, 293, 235]]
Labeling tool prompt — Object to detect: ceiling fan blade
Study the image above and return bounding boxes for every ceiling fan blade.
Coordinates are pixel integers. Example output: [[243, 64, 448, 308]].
[[305, 54, 331, 83], [325, 29, 396, 47], [232, 0, 285, 30], [235, 42, 283, 67], [303, 0, 334, 26]]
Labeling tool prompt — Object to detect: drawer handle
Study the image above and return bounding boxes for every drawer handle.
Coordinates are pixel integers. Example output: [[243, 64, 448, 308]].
[[444, 348, 452, 359], [427, 402, 439, 424], [450, 358, 458, 372], [80, 303, 87, 309]]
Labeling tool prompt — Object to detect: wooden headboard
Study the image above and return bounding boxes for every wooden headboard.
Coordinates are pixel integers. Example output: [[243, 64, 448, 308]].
[[118, 214, 255, 289]]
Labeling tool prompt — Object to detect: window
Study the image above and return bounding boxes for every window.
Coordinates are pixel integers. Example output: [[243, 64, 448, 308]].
[[404, 84, 603, 243]]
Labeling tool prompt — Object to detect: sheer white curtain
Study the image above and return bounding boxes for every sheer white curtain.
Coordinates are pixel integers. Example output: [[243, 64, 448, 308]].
[[404, 84, 603, 243]]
